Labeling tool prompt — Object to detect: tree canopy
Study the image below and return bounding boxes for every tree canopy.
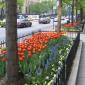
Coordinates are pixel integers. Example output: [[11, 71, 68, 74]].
[[17, 0, 24, 7], [63, 0, 85, 7], [29, 1, 53, 14], [0, 1, 5, 8], [0, 0, 24, 11]]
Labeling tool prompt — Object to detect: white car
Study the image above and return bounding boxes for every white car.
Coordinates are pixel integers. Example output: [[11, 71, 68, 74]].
[[39, 15, 50, 24], [54, 16, 65, 22], [54, 16, 69, 24], [17, 15, 32, 28], [2, 15, 32, 28]]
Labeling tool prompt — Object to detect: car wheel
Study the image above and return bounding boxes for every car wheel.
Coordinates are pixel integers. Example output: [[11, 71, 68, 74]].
[[20, 23, 26, 28], [27, 22, 32, 27], [30, 23, 32, 27], [24, 23, 27, 27], [39, 22, 41, 24]]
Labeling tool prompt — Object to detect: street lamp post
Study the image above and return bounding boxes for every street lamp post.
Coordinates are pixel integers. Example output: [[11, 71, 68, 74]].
[[51, 0, 55, 30], [67, 5, 71, 22], [0, 0, 5, 20]]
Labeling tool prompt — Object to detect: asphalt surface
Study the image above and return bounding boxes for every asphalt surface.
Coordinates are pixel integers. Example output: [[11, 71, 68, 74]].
[[0, 20, 54, 41], [0, 19, 68, 42]]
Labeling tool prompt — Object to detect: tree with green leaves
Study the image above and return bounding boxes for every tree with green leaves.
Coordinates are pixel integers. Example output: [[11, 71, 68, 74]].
[[0, 0, 24, 14], [64, 0, 85, 20], [56, 0, 84, 31]]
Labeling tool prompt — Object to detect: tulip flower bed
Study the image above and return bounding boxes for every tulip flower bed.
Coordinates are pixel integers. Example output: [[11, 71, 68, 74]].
[[62, 22, 83, 32], [0, 32, 73, 84]]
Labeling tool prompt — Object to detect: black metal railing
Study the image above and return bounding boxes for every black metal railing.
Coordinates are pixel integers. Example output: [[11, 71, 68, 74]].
[[66, 32, 80, 80], [56, 32, 80, 85], [0, 40, 6, 48]]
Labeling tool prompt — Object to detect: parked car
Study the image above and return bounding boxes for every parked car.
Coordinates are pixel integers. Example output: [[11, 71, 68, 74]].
[[1, 15, 32, 28], [39, 15, 50, 24], [17, 15, 32, 28]]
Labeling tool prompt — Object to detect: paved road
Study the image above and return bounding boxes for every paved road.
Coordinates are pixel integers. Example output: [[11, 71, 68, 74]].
[[0, 19, 67, 42], [0, 21, 54, 42]]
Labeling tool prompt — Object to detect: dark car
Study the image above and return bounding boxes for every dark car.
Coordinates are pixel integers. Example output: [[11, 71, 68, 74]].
[[39, 15, 50, 24], [17, 15, 32, 28]]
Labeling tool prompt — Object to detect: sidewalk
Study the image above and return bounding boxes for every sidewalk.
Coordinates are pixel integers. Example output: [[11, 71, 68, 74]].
[[67, 26, 85, 85], [76, 42, 85, 85], [76, 32, 85, 85]]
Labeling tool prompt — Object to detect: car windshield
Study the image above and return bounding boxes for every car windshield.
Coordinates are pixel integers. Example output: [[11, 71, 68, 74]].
[[17, 15, 25, 19], [39, 15, 47, 18]]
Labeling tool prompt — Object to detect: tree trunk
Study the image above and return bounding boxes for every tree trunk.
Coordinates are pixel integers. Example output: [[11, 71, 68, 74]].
[[76, 0, 78, 21], [22, 0, 26, 13], [0, 8, 4, 20], [5, 0, 19, 85], [71, 0, 74, 23], [80, 6, 83, 22], [22, 0, 29, 14], [55, 0, 62, 32]]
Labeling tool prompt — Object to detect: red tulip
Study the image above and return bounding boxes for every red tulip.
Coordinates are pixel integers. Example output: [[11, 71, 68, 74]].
[[19, 57, 23, 62], [2, 57, 6, 62]]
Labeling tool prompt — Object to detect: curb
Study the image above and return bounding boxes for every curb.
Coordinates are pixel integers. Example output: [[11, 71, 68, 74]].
[[67, 41, 83, 85]]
